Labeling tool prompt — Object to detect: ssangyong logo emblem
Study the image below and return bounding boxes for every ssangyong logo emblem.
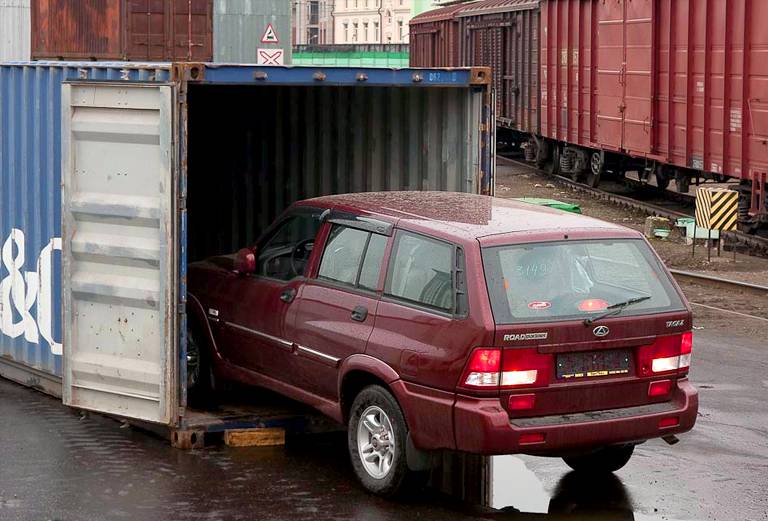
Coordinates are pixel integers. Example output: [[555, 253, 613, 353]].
[[593, 325, 610, 337]]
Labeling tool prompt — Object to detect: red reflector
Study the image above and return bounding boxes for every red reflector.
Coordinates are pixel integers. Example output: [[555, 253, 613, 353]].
[[648, 379, 673, 397], [577, 298, 609, 312], [658, 417, 679, 429], [519, 433, 545, 445], [508, 394, 536, 410]]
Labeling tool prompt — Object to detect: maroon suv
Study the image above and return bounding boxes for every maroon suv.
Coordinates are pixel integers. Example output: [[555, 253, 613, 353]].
[[186, 191, 698, 496]]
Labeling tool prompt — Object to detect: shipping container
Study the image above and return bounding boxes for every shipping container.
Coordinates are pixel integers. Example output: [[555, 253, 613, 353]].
[[213, 0, 291, 64], [0, 62, 493, 429], [30, 0, 213, 61], [409, 3, 468, 68], [0, 0, 31, 61], [293, 44, 407, 68], [457, 0, 540, 133]]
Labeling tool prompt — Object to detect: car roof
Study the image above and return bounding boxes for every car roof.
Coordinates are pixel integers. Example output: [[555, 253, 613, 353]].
[[302, 191, 636, 242]]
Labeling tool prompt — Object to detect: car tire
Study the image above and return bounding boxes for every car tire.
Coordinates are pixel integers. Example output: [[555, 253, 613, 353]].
[[562, 444, 635, 474], [186, 320, 217, 409], [347, 385, 424, 497]]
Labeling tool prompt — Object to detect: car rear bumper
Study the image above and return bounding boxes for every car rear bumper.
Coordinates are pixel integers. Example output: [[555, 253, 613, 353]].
[[453, 379, 698, 455]]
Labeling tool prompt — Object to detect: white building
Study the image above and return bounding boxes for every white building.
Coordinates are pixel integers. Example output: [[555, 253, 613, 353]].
[[293, 0, 335, 45], [334, 0, 411, 44]]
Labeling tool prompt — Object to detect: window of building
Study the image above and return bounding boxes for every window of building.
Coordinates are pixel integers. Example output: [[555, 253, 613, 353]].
[[374, 21, 379, 42], [398, 20, 404, 40], [343, 23, 349, 42], [363, 22, 369, 42], [353, 22, 358, 41]]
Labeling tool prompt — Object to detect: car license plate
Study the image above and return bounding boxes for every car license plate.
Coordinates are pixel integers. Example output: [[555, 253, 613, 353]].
[[556, 349, 631, 379]]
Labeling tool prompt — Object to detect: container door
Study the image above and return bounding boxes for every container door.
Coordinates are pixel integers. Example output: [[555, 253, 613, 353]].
[[61, 82, 177, 425], [622, 0, 654, 154], [594, 0, 625, 150], [595, 0, 654, 153]]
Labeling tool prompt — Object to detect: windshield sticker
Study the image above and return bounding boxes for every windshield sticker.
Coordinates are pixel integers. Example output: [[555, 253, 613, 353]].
[[527, 301, 552, 310], [504, 332, 548, 342]]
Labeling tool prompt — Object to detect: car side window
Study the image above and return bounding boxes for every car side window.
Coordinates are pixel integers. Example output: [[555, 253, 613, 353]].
[[318, 225, 388, 291], [256, 209, 323, 281], [385, 232, 455, 312]]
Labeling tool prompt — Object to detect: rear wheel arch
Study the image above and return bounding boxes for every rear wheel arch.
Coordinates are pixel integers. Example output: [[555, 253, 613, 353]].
[[339, 359, 399, 424]]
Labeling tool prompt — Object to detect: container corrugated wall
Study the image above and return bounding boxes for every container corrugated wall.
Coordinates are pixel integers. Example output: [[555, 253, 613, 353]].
[[457, 0, 540, 133], [0, 0, 31, 61], [0, 62, 171, 393], [30, 0, 213, 61], [213, 0, 291, 64]]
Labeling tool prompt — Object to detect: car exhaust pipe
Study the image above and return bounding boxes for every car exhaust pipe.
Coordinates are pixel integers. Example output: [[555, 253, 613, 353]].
[[662, 434, 680, 445]]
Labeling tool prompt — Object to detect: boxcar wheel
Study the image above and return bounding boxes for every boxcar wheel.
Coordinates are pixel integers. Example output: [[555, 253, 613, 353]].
[[562, 444, 635, 474], [586, 152, 603, 188], [655, 165, 671, 190], [348, 385, 426, 497], [546, 144, 562, 176], [675, 171, 691, 193]]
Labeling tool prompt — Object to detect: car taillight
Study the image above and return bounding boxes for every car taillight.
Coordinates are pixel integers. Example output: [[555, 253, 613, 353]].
[[638, 332, 693, 377], [461, 348, 552, 389], [462, 348, 502, 388], [501, 348, 551, 388]]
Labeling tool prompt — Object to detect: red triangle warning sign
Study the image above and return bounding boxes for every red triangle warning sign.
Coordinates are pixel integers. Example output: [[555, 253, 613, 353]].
[[261, 24, 279, 44]]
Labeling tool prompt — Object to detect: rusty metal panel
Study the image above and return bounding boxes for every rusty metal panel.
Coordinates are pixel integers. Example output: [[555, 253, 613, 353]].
[[31, 0, 122, 60], [456, 0, 539, 133], [61, 82, 177, 424], [0, 0, 31, 61], [124, 0, 212, 61], [409, 3, 468, 67], [30, 0, 212, 61]]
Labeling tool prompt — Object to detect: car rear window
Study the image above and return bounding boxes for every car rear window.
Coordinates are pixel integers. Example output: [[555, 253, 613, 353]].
[[482, 239, 685, 324]]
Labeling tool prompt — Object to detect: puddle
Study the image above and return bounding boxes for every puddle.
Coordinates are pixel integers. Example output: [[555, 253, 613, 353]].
[[486, 455, 700, 521], [489, 456, 550, 512]]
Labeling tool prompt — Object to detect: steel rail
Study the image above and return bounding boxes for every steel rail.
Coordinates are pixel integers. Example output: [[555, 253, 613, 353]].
[[669, 269, 768, 293], [497, 155, 768, 257]]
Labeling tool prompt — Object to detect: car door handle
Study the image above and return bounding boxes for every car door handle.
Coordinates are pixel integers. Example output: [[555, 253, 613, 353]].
[[280, 288, 297, 303], [351, 305, 368, 322]]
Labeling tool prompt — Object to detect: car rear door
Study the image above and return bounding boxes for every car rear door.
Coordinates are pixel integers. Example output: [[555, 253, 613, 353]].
[[288, 217, 392, 400]]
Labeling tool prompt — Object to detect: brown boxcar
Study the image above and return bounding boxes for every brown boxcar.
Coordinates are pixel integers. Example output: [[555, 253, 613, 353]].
[[456, 0, 540, 134], [31, 0, 212, 61], [540, 0, 767, 227], [409, 3, 468, 68]]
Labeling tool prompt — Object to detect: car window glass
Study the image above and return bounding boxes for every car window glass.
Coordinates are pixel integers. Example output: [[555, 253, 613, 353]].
[[318, 226, 369, 285], [257, 210, 322, 280], [358, 233, 388, 290], [386, 232, 454, 311]]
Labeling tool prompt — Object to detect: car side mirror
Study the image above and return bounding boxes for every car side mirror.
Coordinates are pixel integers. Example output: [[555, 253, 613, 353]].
[[235, 248, 256, 275]]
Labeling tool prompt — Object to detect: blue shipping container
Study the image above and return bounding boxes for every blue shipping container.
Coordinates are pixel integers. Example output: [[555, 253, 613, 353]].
[[0, 61, 493, 424]]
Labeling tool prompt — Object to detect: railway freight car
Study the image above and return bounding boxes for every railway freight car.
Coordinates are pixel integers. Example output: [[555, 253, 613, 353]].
[[410, 0, 768, 232]]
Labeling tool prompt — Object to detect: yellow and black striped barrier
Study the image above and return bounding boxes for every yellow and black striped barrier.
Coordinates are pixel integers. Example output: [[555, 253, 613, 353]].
[[695, 188, 739, 231]]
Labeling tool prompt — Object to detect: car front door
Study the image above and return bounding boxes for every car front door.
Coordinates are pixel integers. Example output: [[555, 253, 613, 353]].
[[289, 219, 391, 400], [215, 206, 325, 382]]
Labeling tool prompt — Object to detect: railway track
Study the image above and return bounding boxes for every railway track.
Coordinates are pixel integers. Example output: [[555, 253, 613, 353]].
[[497, 155, 768, 257]]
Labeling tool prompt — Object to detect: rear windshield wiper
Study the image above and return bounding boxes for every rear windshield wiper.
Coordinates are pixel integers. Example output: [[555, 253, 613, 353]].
[[583, 295, 652, 326]]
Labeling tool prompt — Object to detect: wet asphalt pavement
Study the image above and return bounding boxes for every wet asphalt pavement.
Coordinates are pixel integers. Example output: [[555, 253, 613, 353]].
[[1, 326, 766, 521]]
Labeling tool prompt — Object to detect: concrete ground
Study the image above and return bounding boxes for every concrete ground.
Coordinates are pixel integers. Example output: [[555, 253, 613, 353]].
[[1, 315, 766, 521]]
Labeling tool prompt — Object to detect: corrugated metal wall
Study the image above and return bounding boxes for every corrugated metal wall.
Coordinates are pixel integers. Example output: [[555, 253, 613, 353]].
[[186, 84, 480, 261], [0, 0, 31, 61], [0, 63, 171, 387], [213, 0, 291, 63]]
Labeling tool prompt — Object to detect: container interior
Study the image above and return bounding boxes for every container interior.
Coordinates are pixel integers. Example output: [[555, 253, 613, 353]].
[[186, 83, 481, 262]]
